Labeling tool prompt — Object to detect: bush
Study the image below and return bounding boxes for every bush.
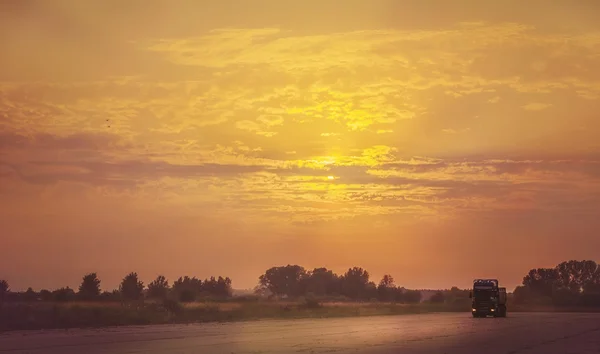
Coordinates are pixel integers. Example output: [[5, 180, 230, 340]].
[[162, 298, 182, 314], [552, 289, 579, 307], [578, 293, 600, 307], [430, 291, 445, 304], [232, 295, 261, 302], [300, 297, 322, 309], [179, 289, 196, 303]]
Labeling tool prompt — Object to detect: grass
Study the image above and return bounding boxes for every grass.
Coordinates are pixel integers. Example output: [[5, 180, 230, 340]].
[[1, 299, 599, 332]]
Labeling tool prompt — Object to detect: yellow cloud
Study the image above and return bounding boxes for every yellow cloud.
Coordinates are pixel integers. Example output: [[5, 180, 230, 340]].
[[523, 102, 552, 111], [1, 14, 600, 230], [4, 1, 600, 292]]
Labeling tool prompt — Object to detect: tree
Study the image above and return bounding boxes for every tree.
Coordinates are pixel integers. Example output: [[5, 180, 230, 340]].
[[39, 289, 53, 301], [552, 287, 578, 306], [78, 273, 101, 301], [579, 292, 600, 307], [100, 290, 121, 302], [52, 287, 76, 302], [522, 267, 558, 297], [213, 276, 233, 298], [340, 267, 370, 300], [520, 260, 600, 306], [23, 287, 37, 301], [402, 289, 422, 304], [172, 276, 202, 302], [179, 289, 196, 302], [430, 291, 445, 303], [201, 277, 216, 296], [147, 275, 170, 299], [379, 274, 395, 288], [555, 260, 598, 294], [586, 267, 600, 294], [253, 284, 272, 297], [444, 286, 469, 302], [512, 285, 531, 304], [119, 272, 144, 301], [0, 279, 9, 307], [365, 281, 378, 300], [258, 265, 308, 298], [304, 268, 340, 297], [377, 274, 396, 302]]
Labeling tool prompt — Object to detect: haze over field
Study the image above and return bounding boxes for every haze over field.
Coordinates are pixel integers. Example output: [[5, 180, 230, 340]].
[[1, 0, 600, 292]]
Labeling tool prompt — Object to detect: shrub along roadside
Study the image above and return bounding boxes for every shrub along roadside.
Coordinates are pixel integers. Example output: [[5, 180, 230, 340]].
[[0, 299, 470, 331], [7, 297, 596, 332]]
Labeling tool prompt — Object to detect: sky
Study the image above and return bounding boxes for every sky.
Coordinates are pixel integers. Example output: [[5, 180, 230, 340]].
[[1, 0, 600, 292]]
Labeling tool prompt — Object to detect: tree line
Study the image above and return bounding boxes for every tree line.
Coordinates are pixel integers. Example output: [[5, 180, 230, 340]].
[[1, 259, 599, 307], [255, 265, 427, 303], [0, 273, 233, 305], [0, 266, 453, 305], [257, 260, 600, 306], [514, 260, 600, 306]]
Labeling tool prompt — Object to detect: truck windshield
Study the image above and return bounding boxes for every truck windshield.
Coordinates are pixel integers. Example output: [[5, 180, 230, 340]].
[[473, 289, 494, 299]]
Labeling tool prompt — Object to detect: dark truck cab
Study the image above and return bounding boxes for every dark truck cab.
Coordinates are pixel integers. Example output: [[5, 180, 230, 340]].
[[469, 279, 507, 318]]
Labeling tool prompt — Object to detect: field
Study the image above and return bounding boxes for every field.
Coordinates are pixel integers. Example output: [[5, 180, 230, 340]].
[[2, 298, 600, 332]]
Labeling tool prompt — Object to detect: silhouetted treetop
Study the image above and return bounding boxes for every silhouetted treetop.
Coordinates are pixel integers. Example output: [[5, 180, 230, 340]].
[[256, 265, 422, 303], [259, 265, 308, 297], [379, 274, 395, 288], [516, 260, 600, 306], [78, 273, 101, 301], [147, 275, 169, 299], [52, 287, 76, 302], [0, 279, 9, 306], [3, 259, 599, 308], [0, 280, 8, 294], [119, 272, 144, 301]]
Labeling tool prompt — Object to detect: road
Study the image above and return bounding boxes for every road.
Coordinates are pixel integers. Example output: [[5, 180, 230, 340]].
[[1, 313, 600, 354]]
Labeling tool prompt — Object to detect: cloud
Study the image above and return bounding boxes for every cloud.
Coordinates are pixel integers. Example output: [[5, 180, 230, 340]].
[[9, 160, 269, 187], [523, 102, 552, 111], [1, 8, 600, 226], [4, 1, 600, 292], [442, 128, 471, 134], [2, 128, 599, 224]]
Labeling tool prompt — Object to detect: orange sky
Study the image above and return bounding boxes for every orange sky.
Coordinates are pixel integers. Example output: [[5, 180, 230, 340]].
[[1, 0, 600, 292]]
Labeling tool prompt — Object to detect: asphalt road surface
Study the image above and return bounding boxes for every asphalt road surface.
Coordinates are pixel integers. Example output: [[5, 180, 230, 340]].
[[2, 313, 600, 354]]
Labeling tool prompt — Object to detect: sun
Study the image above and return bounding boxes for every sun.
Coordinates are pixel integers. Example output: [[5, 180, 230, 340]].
[[327, 176, 335, 180]]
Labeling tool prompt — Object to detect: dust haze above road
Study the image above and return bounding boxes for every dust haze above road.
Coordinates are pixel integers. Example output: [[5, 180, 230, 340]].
[[1, 312, 600, 354]]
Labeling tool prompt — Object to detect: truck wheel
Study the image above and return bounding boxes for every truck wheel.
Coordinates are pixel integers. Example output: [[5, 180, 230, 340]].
[[498, 305, 507, 317]]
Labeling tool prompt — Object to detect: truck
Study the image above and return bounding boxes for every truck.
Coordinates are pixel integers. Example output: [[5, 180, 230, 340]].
[[469, 279, 507, 318]]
